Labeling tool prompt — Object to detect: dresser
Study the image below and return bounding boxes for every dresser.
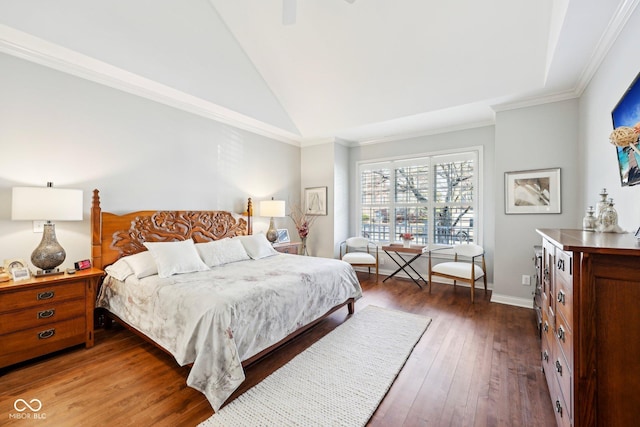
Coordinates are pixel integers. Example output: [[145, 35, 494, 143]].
[[0, 268, 103, 369], [537, 229, 640, 427]]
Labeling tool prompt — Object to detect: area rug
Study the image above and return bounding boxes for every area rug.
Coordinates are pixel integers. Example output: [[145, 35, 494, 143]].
[[198, 305, 431, 427]]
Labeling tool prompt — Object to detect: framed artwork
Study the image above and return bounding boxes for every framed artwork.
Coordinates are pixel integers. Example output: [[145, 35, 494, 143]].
[[505, 168, 561, 214], [4, 258, 26, 272], [612, 71, 640, 187], [276, 228, 290, 243], [305, 186, 328, 216], [11, 266, 30, 281]]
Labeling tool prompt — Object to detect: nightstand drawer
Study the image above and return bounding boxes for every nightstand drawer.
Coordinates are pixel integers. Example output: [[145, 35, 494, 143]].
[[0, 317, 86, 368], [0, 299, 85, 335], [0, 281, 86, 312]]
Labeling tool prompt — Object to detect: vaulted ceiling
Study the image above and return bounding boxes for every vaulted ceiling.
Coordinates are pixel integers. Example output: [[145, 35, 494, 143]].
[[0, 0, 635, 146]]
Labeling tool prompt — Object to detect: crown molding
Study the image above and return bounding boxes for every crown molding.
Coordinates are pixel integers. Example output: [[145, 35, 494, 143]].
[[0, 25, 302, 147]]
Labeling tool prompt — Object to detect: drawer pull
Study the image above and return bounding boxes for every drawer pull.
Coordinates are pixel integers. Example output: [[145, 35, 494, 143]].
[[555, 360, 563, 376], [37, 290, 55, 300], [542, 350, 549, 362], [557, 325, 566, 342], [555, 399, 563, 417], [557, 259, 565, 271], [38, 309, 55, 319], [543, 321, 549, 333], [38, 328, 55, 340], [557, 290, 566, 305]]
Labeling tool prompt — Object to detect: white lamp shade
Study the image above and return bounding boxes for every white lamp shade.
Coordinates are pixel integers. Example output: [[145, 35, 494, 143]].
[[259, 200, 285, 218], [12, 186, 83, 221]]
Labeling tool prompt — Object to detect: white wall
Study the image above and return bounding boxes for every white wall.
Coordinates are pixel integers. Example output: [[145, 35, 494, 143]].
[[0, 53, 300, 270], [580, 6, 640, 229], [493, 99, 579, 306]]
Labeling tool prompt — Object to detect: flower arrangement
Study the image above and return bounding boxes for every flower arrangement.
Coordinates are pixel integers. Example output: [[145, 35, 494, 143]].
[[400, 233, 414, 241], [290, 203, 317, 239]]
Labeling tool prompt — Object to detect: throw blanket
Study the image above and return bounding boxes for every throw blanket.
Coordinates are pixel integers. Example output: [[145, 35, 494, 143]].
[[97, 254, 362, 410]]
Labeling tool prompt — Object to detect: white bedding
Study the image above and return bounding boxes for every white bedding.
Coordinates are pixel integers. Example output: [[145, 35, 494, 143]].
[[96, 253, 362, 410]]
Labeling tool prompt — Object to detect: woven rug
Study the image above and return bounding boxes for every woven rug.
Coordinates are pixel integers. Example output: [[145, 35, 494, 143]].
[[198, 305, 431, 427]]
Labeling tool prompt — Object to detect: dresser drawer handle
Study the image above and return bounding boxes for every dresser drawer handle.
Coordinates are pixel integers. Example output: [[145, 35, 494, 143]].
[[557, 259, 564, 271], [557, 325, 566, 342], [37, 290, 55, 300], [38, 309, 55, 319], [38, 328, 55, 340], [542, 350, 549, 362], [555, 360, 563, 376], [557, 290, 566, 305], [543, 321, 549, 333], [555, 399, 563, 417]]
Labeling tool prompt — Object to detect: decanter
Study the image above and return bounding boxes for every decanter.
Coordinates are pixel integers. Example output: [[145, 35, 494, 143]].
[[582, 206, 596, 231], [595, 188, 608, 225], [600, 198, 618, 229]]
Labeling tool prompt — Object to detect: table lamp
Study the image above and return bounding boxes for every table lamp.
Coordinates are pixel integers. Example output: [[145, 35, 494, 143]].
[[259, 198, 285, 243], [12, 182, 83, 277]]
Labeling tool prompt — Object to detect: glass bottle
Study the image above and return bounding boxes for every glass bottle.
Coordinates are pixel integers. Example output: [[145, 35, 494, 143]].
[[582, 206, 596, 231], [595, 188, 608, 226], [600, 198, 618, 229]]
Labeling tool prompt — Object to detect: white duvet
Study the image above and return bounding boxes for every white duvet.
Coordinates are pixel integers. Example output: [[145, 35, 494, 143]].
[[96, 253, 362, 410]]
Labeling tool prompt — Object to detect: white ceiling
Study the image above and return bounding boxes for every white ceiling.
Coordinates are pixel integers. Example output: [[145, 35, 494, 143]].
[[0, 0, 636, 146]]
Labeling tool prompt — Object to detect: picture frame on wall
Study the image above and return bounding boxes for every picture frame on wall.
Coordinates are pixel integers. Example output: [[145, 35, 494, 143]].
[[504, 168, 561, 214], [612, 71, 640, 187], [305, 186, 328, 216], [276, 228, 290, 243]]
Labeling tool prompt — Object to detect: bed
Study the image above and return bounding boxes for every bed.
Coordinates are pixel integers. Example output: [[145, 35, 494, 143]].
[[90, 190, 362, 410]]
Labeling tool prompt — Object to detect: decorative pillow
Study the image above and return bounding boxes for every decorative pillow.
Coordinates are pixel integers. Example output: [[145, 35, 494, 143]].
[[143, 239, 210, 278], [196, 238, 250, 267], [237, 233, 279, 260], [122, 251, 158, 279], [105, 258, 134, 281]]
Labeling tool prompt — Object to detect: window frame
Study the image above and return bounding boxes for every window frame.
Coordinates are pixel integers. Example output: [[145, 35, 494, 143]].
[[355, 146, 483, 249]]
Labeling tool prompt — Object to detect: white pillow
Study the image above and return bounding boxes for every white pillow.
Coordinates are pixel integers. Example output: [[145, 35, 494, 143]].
[[238, 234, 279, 260], [196, 238, 250, 267], [105, 258, 134, 281], [143, 239, 210, 278], [122, 251, 158, 279]]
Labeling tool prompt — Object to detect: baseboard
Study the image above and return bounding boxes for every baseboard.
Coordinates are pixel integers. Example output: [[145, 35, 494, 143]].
[[490, 293, 534, 309]]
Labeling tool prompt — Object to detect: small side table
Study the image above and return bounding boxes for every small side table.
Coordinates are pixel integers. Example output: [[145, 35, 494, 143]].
[[273, 242, 303, 255], [381, 244, 429, 288]]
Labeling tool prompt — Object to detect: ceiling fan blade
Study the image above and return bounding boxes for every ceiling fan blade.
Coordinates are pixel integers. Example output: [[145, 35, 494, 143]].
[[283, 0, 296, 26]]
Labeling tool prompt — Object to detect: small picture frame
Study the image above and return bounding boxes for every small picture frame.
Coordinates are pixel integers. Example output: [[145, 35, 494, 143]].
[[4, 258, 26, 272], [504, 168, 561, 214], [276, 229, 290, 243], [11, 266, 31, 282], [305, 186, 328, 216]]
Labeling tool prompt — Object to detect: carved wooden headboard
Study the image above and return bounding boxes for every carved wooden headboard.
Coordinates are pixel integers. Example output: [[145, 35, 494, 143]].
[[90, 189, 253, 269]]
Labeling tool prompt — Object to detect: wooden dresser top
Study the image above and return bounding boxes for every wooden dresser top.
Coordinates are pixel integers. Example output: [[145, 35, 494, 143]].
[[537, 228, 640, 256]]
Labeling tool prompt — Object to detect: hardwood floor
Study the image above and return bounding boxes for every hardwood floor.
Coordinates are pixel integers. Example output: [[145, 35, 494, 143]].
[[0, 274, 556, 426]]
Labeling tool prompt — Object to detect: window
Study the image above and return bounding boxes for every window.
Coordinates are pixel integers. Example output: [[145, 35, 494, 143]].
[[358, 149, 480, 246]]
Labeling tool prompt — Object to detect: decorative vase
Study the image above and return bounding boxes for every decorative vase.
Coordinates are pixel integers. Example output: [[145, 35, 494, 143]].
[[582, 206, 596, 231], [300, 237, 308, 255], [600, 199, 618, 229], [595, 188, 608, 226], [402, 239, 411, 248]]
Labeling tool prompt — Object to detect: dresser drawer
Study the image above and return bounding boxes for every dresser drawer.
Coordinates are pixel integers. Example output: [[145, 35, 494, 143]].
[[555, 249, 572, 284], [552, 348, 572, 422], [555, 313, 573, 370], [0, 298, 85, 335], [554, 275, 573, 332], [0, 281, 86, 312], [0, 317, 86, 368]]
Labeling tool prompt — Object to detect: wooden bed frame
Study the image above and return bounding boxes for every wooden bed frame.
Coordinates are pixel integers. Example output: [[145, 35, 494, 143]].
[[90, 189, 355, 367]]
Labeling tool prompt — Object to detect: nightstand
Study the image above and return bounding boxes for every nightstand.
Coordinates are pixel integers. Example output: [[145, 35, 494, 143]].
[[0, 268, 103, 369], [273, 242, 303, 255]]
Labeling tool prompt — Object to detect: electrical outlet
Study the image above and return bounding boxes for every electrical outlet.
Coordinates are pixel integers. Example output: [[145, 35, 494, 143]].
[[522, 274, 531, 286], [33, 220, 46, 233]]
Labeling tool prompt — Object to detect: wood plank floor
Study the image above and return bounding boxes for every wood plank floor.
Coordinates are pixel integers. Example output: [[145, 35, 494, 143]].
[[0, 274, 556, 426]]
